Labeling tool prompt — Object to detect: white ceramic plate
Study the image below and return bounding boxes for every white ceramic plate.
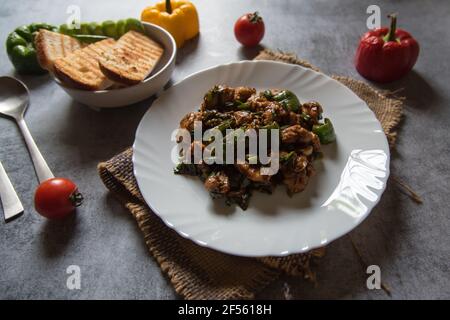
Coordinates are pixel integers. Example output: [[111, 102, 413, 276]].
[[133, 61, 390, 257]]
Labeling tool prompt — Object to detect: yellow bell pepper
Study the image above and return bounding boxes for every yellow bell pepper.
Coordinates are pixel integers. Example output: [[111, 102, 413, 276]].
[[141, 0, 199, 48]]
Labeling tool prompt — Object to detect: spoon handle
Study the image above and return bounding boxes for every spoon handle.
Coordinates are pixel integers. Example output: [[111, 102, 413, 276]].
[[0, 161, 24, 221], [17, 118, 54, 183]]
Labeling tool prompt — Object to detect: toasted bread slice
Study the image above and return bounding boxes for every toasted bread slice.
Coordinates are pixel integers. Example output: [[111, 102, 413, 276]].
[[98, 31, 164, 85], [35, 29, 82, 72], [53, 38, 116, 90]]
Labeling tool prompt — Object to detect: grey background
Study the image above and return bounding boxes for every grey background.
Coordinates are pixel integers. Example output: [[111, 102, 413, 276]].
[[0, 0, 449, 299]]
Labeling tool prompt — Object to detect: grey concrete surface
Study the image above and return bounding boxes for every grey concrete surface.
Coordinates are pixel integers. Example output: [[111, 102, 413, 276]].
[[0, 0, 449, 299]]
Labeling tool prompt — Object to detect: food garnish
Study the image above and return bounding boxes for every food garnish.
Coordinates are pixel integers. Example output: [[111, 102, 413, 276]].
[[174, 85, 336, 210]]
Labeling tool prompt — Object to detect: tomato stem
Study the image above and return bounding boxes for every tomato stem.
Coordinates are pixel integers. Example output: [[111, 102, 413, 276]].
[[70, 190, 84, 207], [249, 11, 262, 24]]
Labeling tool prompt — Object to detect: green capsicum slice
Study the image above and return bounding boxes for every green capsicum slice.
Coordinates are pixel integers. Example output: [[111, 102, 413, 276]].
[[272, 90, 300, 112], [313, 118, 336, 144]]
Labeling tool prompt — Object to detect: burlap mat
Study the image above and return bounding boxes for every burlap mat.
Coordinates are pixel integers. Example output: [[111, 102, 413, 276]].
[[98, 49, 403, 299]]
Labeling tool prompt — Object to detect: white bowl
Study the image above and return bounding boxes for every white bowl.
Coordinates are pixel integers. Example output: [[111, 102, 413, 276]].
[[53, 22, 176, 108]]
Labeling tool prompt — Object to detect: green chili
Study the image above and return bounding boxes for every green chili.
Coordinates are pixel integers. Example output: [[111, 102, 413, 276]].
[[70, 34, 109, 43]]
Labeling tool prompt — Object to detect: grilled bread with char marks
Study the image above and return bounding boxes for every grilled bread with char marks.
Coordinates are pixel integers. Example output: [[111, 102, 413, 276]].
[[35, 29, 82, 72], [53, 38, 116, 90], [98, 31, 164, 85]]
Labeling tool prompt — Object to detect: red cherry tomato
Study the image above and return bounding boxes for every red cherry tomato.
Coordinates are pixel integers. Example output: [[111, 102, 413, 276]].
[[234, 12, 265, 47], [34, 178, 83, 219]]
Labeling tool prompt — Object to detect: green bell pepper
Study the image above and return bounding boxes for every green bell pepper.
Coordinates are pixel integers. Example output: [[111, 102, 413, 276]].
[[6, 23, 57, 74], [272, 90, 301, 112], [313, 118, 336, 144]]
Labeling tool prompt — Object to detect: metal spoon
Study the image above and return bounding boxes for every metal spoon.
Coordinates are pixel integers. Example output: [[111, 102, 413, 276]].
[[0, 160, 23, 221], [0, 76, 54, 183]]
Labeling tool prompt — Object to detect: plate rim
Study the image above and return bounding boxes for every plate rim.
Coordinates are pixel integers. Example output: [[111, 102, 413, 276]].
[[132, 60, 390, 257]]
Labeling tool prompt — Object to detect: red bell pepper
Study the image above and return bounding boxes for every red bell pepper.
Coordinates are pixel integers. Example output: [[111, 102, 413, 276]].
[[354, 14, 419, 83]]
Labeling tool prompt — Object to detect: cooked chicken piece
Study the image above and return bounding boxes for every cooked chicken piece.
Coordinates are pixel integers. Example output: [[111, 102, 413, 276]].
[[176, 85, 333, 210], [300, 146, 314, 156], [202, 85, 235, 110], [261, 102, 287, 125], [244, 118, 262, 129], [281, 125, 321, 151], [292, 155, 308, 172], [202, 85, 257, 111], [282, 162, 316, 194], [204, 172, 230, 194], [184, 141, 206, 164], [287, 111, 301, 125], [246, 94, 272, 111], [233, 111, 253, 126], [180, 112, 202, 131], [301, 101, 323, 123], [235, 163, 271, 183], [234, 86, 256, 102], [262, 109, 274, 124]]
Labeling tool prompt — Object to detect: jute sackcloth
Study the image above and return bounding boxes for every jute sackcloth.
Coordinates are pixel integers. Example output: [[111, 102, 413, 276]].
[[98, 49, 403, 299]]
